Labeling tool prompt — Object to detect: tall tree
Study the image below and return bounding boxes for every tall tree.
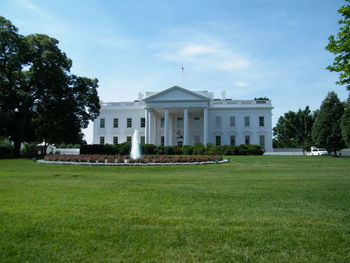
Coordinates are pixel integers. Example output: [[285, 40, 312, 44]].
[[0, 16, 35, 156], [312, 91, 345, 155], [0, 16, 100, 155], [326, 0, 350, 91], [273, 106, 315, 153], [341, 98, 350, 147]]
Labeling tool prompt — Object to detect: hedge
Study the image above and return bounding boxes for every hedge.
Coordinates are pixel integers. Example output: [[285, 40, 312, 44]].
[[80, 143, 263, 156]]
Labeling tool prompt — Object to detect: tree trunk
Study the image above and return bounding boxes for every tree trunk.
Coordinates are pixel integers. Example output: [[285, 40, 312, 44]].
[[43, 141, 48, 155], [12, 139, 21, 157]]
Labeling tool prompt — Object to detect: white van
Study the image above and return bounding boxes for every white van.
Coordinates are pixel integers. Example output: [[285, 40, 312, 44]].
[[309, 146, 329, 156]]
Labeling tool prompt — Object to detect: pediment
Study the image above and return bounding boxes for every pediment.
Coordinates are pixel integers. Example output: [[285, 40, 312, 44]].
[[144, 86, 210, 102]]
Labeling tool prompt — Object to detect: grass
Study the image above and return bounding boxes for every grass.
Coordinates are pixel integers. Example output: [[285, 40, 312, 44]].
[[0, 156, 349, 263]]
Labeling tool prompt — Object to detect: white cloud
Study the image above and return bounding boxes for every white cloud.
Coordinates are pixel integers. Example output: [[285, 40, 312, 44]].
[[234, 81, 249, 87], [155, 28, 252, 72]]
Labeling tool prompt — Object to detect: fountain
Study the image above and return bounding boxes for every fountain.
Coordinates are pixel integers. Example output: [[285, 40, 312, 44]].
[[130, 129, 141, 160]]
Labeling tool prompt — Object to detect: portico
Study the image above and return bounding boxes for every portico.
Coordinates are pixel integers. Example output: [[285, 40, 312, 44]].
[[143, 86, 210, 146], [144, 106, 209, 146]]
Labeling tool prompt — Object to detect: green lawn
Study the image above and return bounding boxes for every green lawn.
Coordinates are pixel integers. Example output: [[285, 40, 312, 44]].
[[0, 156, 349, 263]]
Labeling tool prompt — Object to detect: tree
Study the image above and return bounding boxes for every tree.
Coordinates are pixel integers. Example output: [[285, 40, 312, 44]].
[[0, 16, 100, 156], [26, 34, 100, 152], [0, 16, 35, 156], [273, 106, 315, 153], [326, 0, 350, 91], [312, 91, 345, 155], [341, 98, 350, 147]]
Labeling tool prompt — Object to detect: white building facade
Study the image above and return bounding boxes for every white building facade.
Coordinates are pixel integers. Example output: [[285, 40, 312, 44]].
[[93, 86, 273, 151]]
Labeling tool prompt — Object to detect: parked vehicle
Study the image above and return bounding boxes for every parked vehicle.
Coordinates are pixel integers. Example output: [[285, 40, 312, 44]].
[[308, 146, 329, 156]]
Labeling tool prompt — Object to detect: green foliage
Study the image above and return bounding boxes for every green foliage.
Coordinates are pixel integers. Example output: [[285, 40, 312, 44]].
[[80, 143, 264, 156], [141, 144, 157, 155], [273, 106, 315, 151], [312, 91, 345, 155], [80, 142, 131, 155], [20, 143, 38, 157], [181, 145, 193, 155], [326, 0, 350, 90], [193, 142, 206, 155], [0, 138, 13, 156], [341, 98, 350, 147], [0, 16, 100, 156], [56, 143, 81, 148]]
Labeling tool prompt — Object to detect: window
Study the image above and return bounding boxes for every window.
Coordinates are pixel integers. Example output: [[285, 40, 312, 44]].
[[177, 117, 183, 128], [259, 116, 265, 127], [161, 118, 164, 128], [140, 118, 145, 128], [230, 116, 235, 127], [215, 116, 221, 128], [100, 118, 105, 128], [161, 136, 164, 146], [194, 117, 200, 129], [230, 135, 236, 146], [215, 135, 221, 146], [245, 135, 250, 145], [126, 136, 132, 142], [244, 116, 250, 127], [113, 136, 118, 145], [99, 136, 105, 145], [141, 136, 145, 144], [194, 135, 200, 143], [259, 135, 265, 149], [127, 118, 132, 128], [113, 118, 118, 128]]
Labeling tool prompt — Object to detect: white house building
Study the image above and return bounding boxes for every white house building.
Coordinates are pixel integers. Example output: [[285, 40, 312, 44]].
[[93, 86, 273, 151]]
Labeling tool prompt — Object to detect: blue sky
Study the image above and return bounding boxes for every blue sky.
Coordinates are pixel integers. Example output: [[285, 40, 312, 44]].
[[2, 0, 349, 143]]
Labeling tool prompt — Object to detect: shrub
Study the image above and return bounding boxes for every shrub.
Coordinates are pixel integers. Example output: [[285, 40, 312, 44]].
[[181, 145, 193, 155], [141, 144, 157, 155], [21, 143, 38, 157], [80, 143, 263, 156], [118, 142, 131, 155], [0, 139, 13, 156], [193, 142, 206, 155]]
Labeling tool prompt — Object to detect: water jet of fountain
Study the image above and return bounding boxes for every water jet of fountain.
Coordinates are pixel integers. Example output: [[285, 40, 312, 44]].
[[130, 130, 141, 160]]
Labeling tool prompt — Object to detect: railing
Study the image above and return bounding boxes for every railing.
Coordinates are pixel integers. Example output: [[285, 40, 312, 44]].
[[100, 101, 146, 107], [211, 100, 270, 106]]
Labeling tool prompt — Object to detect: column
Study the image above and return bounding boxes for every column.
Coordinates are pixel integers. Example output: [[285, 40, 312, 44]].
[[183, 107, 189, 145], [145, 108, 149, 144], [164, 108, 169, 146], [169, 114, 173, 146], [149, 110, 153, 144], [203, 107, 208, 146], [147, 109, 151, 144]]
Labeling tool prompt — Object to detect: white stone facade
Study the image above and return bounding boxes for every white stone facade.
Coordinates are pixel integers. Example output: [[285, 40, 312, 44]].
[[93, 86, 273, 151]]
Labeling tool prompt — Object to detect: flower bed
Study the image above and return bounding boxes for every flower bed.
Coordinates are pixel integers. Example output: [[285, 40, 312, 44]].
[[43, 154, 223, 164]]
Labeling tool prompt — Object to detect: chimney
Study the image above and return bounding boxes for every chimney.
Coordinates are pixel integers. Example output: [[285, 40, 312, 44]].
[[221, 91, 226, 100], [138, 92, 144, 101]]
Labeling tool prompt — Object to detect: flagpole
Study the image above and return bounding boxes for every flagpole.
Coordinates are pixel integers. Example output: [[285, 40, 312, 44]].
[[181, 65, 184, 87]]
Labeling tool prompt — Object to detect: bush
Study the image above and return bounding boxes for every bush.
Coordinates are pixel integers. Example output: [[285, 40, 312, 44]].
[[80, 143, 263, 156], [21, 143, 38, 157], [181, 145, 193, 155], [118, 142, 131, 155], [193, 142, 206, 155], [141, 144, 157, 155], [0, 139, 13, 156]]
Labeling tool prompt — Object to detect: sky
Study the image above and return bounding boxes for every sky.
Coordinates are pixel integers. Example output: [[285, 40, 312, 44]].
[[2, 0, 349, 143]]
